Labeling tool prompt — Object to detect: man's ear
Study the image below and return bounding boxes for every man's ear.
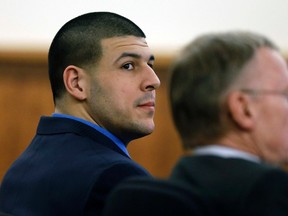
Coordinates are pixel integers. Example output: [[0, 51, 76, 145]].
[[63, 65, 88, 100], [226, 91, 255, 130]]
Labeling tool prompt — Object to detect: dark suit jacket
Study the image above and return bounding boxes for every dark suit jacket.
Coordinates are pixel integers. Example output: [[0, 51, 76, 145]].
[[103, 156, 288, 216], [169, 155, 288, 216], [102, 176, 211, 216], [0, 116, 150, 216], [0, 212, 13, 216]]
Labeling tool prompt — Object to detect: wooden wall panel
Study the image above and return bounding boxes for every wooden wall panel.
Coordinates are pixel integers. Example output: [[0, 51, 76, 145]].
[[0, 51, 183, 181], [0, 54, 54, 181]]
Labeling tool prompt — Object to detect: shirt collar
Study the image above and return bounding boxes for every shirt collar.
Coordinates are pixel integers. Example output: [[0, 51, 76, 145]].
[[51, 113, 130, 158], [193, 145, 260, 163]]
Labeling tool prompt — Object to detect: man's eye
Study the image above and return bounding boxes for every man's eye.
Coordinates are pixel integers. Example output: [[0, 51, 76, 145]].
[[122, 63, 134, 70]]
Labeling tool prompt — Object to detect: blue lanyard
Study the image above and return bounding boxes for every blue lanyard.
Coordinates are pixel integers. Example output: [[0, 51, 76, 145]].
[[51, 113, 130, 158]]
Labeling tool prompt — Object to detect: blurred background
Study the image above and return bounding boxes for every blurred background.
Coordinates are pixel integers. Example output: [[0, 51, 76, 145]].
[[1, 0, 288, 180]]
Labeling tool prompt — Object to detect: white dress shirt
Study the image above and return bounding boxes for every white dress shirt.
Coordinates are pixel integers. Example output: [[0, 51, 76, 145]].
[[193, 145, 261, 163]]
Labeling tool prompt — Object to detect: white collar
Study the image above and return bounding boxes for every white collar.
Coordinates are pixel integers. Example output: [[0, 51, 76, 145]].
[[193, 145, 260, 163]]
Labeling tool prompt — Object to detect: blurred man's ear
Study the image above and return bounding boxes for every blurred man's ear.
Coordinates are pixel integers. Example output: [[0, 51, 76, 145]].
[[63, 65, 88, 101], [226, 91, 255, 130]]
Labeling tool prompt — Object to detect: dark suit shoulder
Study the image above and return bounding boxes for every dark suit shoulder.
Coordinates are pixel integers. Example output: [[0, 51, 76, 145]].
[[102, 176, 211, 216], [169, 155, 288, 215]]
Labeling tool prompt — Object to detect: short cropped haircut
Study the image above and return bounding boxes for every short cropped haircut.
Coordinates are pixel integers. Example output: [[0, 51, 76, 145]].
[[169, 31, 278, 149], [48, 12, 146, 103]]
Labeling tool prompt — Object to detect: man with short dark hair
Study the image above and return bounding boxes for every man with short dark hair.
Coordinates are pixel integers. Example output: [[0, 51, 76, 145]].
[[0, 12, 160, 216]]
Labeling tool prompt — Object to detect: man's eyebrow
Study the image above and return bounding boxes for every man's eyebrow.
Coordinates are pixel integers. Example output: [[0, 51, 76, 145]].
[[115, 52, 155, 63]]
